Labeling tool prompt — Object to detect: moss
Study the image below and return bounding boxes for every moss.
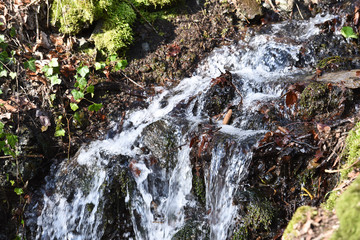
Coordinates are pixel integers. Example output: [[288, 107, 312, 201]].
[[172, 221, 209, 240], [331, 177, 360, 240], [192, 174, 206, 205], [134, 0, 179, 8], [341, 122, 360, 179], [51, 0, 97, 34], [243, 200, 274, 231], [283, 206, 318, 240], [51, 0, 177, 53], [322, 189, 341, 211], [299, 82, 342, 118], [316, 56, 352, 71]]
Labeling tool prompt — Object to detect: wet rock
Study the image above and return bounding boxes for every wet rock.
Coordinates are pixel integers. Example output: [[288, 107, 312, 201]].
[[172, 221, 209, 240], [202, 72, 236, 117], [101, 156, 136, 240], [232, 189, 275, 239], [141, 120, 178, 169]]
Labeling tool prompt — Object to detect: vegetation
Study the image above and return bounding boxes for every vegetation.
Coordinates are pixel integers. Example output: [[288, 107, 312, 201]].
[[332, 177, 360, 239], [282, 206, 317, 240], [51, 0, 179, 54]]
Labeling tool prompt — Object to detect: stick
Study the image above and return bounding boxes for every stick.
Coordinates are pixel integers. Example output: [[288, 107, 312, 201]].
[[121, 72, 144, 89], [325, 158, 360, 173], [222, 109, 232, 125]]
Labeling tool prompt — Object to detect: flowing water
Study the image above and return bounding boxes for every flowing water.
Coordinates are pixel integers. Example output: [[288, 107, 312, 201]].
[[29, 14, 338, 240]]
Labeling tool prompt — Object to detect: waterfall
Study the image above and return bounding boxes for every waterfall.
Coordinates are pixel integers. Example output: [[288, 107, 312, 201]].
[[30, 13, 337, 240]]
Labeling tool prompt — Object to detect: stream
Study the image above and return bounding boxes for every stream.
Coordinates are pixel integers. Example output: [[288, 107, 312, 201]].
[[27, 13, 340, 240]]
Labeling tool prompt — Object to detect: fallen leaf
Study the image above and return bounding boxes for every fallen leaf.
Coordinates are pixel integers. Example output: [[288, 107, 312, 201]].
[[167, 43, 181, 57], [285, 90, 298, 107]]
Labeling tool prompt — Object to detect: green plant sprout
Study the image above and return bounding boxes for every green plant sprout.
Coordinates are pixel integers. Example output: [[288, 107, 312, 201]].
[[341, 26, 358, 39]]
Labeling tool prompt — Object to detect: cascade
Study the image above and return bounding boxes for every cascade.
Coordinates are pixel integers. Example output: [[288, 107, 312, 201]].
[[29, 13, 337, 240]]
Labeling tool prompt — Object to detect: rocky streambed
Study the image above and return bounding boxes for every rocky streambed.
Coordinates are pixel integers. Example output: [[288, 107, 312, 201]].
[[2, 0, 360, 239]]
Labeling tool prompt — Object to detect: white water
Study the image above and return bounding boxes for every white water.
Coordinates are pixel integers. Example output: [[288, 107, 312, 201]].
[[34, 14, 336, 240]]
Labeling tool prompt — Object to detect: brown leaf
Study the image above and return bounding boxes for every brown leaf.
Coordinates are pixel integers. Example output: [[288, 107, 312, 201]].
[[285, 90, 297, 107], [167, 43, 181, 57], [189, 136, 198, 148], [317, 123, 331, 134], [129, 161, 141, 177]]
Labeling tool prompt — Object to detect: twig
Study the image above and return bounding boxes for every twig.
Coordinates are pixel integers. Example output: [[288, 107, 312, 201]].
[[291, 139, 319, 150], [121, 71, 144, 89], [325, 158, 360, 173], [295, 3, 305, 20]]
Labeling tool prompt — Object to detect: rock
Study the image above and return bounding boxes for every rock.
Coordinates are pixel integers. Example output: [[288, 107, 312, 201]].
[[230, 0, 263, 21], [299, 82, 353, 119], [309, 69, 360, 89], [141, 120, 178, 169]]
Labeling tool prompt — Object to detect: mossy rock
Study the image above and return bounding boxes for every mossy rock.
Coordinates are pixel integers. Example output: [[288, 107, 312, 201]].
[[282, 206, 318, 240], [172, 221, 209, 240], [331, 177, 360, 240], [232, 190, 274, 239], [299, 82, 350, 118]]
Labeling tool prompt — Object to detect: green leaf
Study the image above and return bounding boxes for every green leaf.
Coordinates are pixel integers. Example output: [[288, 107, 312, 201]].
[[9, 72, 16, 79], [114, 59, 128, 71], [341, 26, 359, 39], [95, 62, 106, 70], [70, 103, 79, 111], [73, 112, 82, 124], [49, 75, 61, 86], [71, 89, 84, 100], [54, 129, 65, 137], [10, 27, 16, 38], [42, 65, 53, 76], [0, 34, 4, 43], [50, 94, 56, 101], [24, 58, 36, 72], [87, 85, 94, 97], [10, 180, 15, 186], [0, 69, 7, 77], [88, 103, 103, 112], [49, 58, 59, 68], [77, 77, 87, 91], [6, 134, 17, 148], [109, 55, 117, 62], [14, 188, 24, 195], [77, 66, 89, 78], [0, 122, 4, 132], [0, 89, 2, 94]]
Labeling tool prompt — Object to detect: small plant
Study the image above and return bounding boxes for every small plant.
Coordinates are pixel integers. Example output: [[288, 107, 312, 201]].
[[70, 65, 103, 112], [341, 26, 358, 39], [41, 58, 62, 86], [0, 122, 18, 157], [0, 33, 17, 80]]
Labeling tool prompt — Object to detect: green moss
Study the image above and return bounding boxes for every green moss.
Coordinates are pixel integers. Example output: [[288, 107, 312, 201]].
[[341, 122, 360, 179], [51, 0, 97, 34], [51, 0, 177, 53], [192, 174, 206, 205], [331, 177, 360, 240], [317, 56, 344, 69], [283, 206, 318, 240], [322, 189, 341, 211], [134, 0, 179, 8], [299, 82, 342, 118]]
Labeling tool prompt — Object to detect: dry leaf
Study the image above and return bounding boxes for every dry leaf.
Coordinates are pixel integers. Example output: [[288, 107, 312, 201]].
[[285, 90, 298, 107]]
